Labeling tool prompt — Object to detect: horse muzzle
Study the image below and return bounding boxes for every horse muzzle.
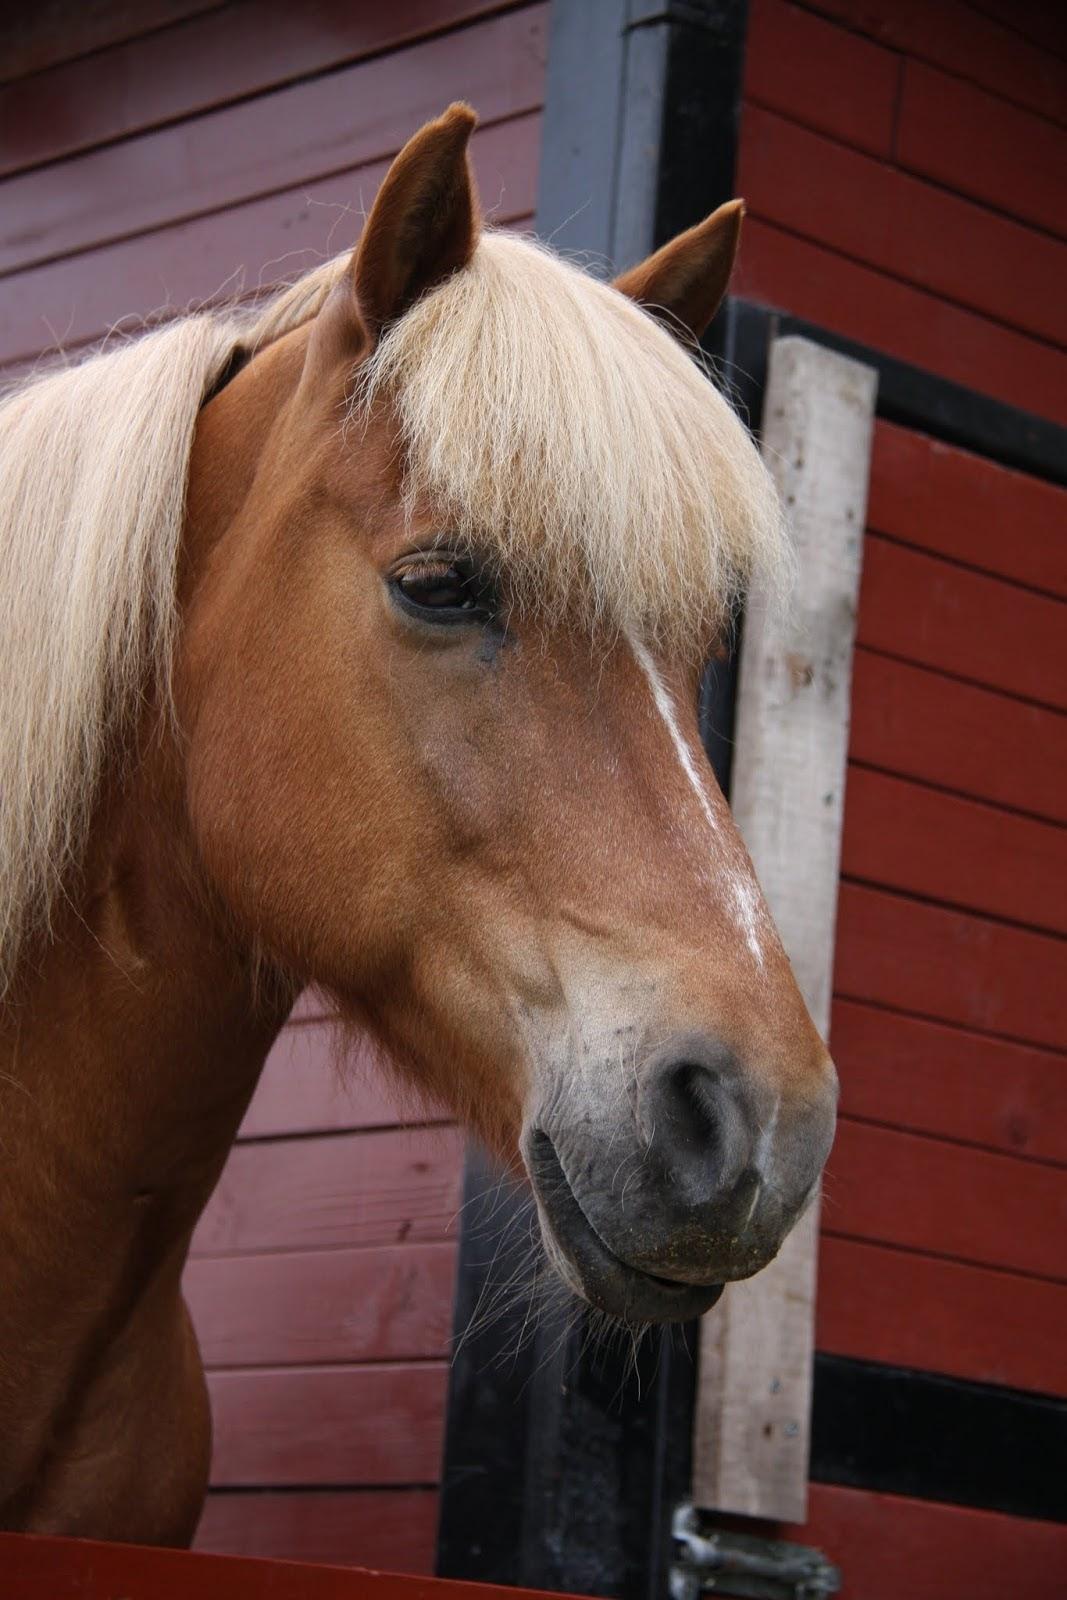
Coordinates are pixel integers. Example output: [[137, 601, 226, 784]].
[[523, 1032, 837, 1324]]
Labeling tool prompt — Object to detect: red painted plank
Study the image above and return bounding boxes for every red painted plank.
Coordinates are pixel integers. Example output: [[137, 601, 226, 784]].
[[0, 8, 547, 276], [824, 1117, 1067, 1279], [195, 1488, 439, 1573], [816, 1235, 1067, 1393], [184, 1242, 455, 1367], [780, 1483, 1067, 1600], [834, 882, 1067, 1051], [799, 0, 1066, 126], [738, 104, 1067, 345], [867, 421, 1067, 598], [857, 536, 1066, 711], [735, 218, 1067, 424], [0, 115, 538, 368], [0, 1, 515, 177], [849, 650, 1067, 825], [191, 1126, 464, 1257], [0, 2, 222, 83], [240, 1022, 450, 1139], [1, 1530, 572, 1599], [744, 0, 899, 157], [207, 1362, 447, 1486], [968, 1, 1067, 60], [831, 996, 1067, 1164], [897, 61, 1067, 238], [841, 766, 1067, 935]]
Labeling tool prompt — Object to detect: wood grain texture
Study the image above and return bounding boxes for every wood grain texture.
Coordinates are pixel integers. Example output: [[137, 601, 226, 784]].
[[841, 765, 1067, 933], [185, 1242, 455, 1367], [849, 650, 1067, 825], [816, 1235, 1067, 1394], [194, 1488, 440, 1572], [0, 116, 538, 369], [739, 104, 1067, 346], [831, 996, 1067, 1163], [693, 338, 877, 1523], [0, 1, 514, 176], [0, 8, 547, 276], [191, 1126, 464, 1257], [744, 0, 899, 157], [736, 217, 1067, 424], [835, 882, 1067, 1050], [208, 1363, 448, 1486], [824, 1117, 1067, 1279], [867, 421, 1067, 598], [780, 1482, 1067, 1600]]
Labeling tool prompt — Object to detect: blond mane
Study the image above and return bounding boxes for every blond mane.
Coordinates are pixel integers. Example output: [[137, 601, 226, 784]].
[[0, 230, 786, 996], [357, 232, 788, 648]]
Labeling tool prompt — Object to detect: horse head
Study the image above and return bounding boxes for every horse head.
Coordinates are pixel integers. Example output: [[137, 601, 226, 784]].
[[179, 106, 837, 1323]]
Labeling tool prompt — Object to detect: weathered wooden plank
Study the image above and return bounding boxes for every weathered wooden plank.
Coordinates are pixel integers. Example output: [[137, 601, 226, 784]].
[[194, 1487, 440, 1572], [207, 1363, 447, 1486], [0, 8, 547, 276], [831, 997, 1067, 1164], [824, 1118, 1067, 1280], [835, 882, 1067, 1051], [816, 1235, 1067, 1394], [736, 218, 1066, 425], [867, 421, 1067, 599], [191, 1126, 464, 1257], [185, 1242, 455, 1367], [692, 337, 877, 1522], [0, 1, 515, 177], [841, 766, 1067, 933], [739, 103, 1067, 346]]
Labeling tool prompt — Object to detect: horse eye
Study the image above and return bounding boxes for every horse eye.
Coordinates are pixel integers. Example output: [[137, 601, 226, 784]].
[[392, 559, 491, 621]]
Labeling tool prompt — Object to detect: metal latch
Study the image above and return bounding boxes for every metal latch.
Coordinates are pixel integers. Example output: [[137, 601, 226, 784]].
[[670, 1504, 841, 1600]]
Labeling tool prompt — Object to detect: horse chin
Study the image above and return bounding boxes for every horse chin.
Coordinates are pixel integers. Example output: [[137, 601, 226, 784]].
[[525, 1129, 724, 1326]]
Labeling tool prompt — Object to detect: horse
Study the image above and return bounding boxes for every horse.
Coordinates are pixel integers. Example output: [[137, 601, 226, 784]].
[[0, 104, 836, 1546]]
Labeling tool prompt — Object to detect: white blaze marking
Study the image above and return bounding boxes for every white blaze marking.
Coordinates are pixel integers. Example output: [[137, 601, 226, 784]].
[[629, 635, 765, 967]]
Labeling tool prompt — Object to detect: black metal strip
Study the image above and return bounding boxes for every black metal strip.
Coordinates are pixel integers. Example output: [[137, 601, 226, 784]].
[[719, 299, 1067, 487], [811, 1355, 1067, 1524]]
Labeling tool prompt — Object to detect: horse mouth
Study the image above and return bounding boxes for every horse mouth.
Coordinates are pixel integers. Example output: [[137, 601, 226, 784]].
[[526, 1129, 724, 1324]]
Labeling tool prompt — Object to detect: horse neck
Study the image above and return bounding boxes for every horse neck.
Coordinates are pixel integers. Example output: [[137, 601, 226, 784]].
[[0, 733, 292, 1257], [0, 341, 310, 1272]]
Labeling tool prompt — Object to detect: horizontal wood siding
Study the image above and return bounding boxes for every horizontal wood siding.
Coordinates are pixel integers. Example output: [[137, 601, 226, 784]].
[[739, 6, 1067, 1579], [0, 0, 546, 1573], [738, 0, 1067, 421]]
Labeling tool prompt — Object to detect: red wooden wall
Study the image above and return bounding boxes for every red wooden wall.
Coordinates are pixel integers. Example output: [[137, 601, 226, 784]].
[[737, 4, 1067, 1594], [0, 0, 546, 1574]]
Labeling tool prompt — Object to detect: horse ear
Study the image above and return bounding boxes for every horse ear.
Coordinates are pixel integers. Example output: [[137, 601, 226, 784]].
[[613, 199, 744, 343], [350, 102, 480, 342]]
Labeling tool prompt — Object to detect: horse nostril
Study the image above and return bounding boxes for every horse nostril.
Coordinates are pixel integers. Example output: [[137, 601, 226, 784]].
[[644, 1045, 754, 1207], [663, 1061, 722, 1156]]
